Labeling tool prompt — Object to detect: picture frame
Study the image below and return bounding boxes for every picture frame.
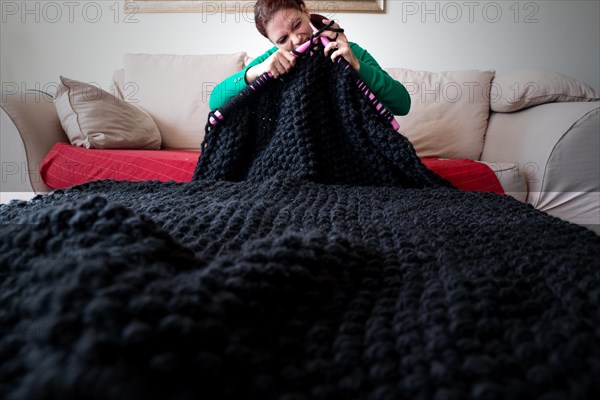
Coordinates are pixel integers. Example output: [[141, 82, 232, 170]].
[[124, 1, 386, 14]]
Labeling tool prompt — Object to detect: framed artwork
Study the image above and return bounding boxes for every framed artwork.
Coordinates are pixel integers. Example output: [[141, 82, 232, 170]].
[[124, 1, 385, 14]]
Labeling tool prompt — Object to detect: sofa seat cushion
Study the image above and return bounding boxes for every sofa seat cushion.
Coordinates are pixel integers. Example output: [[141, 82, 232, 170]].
[[421, 158, 504, 195], [41, 143, 199, 188], [476, 161, 527, 203], [40, 143, 504, 195]]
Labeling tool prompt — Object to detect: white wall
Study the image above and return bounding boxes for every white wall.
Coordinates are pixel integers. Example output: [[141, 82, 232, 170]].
[[1, 0, 599, 93]]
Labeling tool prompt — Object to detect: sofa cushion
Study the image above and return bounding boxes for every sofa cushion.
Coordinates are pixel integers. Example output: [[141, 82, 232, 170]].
[[491, 70, 599, 113], [384, 68, 495, 160], [40, 143, 199, 188], [40, 143, 504, 195], [53, 76, 161, 150], [112, 69, 125, 101], [123, 52, 247, 150], [421, 158, 504, 195], [476, 161, 527, 203]]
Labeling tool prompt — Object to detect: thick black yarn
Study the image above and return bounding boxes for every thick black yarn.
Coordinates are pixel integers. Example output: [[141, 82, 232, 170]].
[[194, 42, 452, 189], [1, 46, 600, 400], [1, 177, 600, 400]]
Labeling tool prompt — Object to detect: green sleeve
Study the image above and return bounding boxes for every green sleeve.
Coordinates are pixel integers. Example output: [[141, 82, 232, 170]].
[[209, 47, 278, 111], [210, 44, 411, 116], [350, 42, 411, 116]]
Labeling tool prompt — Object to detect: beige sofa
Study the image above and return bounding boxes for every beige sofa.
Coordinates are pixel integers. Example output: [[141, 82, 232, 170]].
[[1, 52, 599, 233]]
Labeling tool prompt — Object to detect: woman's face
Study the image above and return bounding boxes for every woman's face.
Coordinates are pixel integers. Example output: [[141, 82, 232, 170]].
[[265, 6, 313, 51]]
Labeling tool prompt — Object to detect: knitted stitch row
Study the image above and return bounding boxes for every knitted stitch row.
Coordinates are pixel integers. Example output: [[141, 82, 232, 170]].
[[1, 176, 599, 399]]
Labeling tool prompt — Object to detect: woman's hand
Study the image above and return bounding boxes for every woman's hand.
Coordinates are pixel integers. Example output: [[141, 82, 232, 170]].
[[245, 49, 297, 82], [319, 19, 360, 72]]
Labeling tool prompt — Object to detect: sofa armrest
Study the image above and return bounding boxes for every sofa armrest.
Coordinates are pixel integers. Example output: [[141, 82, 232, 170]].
[[1, 90, 69, 194], [481, 101, 599, 232]]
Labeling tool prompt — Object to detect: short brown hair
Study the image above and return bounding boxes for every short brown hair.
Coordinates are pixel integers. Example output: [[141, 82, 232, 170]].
[[254, 0, 306, 38]]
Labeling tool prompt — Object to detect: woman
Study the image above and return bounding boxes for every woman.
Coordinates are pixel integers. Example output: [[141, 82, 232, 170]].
[[209, 0, 411, 116]]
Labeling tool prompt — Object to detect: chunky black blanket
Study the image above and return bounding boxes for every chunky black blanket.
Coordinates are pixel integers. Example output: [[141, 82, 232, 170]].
[[1, 44, 599, 400]]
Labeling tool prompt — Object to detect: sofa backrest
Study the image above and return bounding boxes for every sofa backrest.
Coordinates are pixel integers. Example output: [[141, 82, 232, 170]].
[[385, 68, 495, 160], [112, 56, 599, 158], [114, 52, 247, 150]]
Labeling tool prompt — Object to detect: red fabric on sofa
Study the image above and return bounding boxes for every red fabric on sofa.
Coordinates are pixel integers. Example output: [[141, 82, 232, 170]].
[[421, 158, 504, 194], [41, 143, 504, 194], [41, 143, 199, 188]]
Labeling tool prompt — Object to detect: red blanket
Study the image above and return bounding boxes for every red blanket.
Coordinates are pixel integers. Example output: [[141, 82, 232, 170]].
[[41, 143, 504, 194]]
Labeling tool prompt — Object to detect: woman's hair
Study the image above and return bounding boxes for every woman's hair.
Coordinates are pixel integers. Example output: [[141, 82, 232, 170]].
[[254, 0, 306, 38]]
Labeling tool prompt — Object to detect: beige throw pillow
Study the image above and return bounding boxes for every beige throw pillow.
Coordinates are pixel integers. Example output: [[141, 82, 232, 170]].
[[123, 52, 247, 150], [491, 70, 599, 113], [53, 76, 161, 149], [385, 68, 495, 160]]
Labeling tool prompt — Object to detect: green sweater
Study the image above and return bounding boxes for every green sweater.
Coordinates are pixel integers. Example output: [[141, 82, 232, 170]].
[[209, 42, 411, 116]]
